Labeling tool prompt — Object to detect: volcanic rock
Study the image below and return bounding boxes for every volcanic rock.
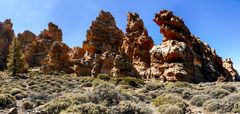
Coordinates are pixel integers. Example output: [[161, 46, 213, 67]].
[[17, 30, 37, 69], [0, 19, 15, 70], [151, 10, 234, 83], [69, 47, 85, 59], [34, 22, 63, 66], [82, 10, 124, 56], [122, 12, 154, 78], [223, 58, 240, 81], [42, 42, 73, 73]]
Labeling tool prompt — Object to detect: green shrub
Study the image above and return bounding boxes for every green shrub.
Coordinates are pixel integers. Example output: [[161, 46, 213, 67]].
[[144, 82, 165, 91], [112, 101, 152, 114], [61, 103, 109, 114], [203, 99, 223, 112], [22, 101, 33, 109], [42, 97, 72, 114], [97, 74, 110, 81], [220, 84, 236, 92], [89, 83, 119, 106], [113, 77, 145, 87], [158, 104, 184, 114], [210, 89, 229, 99], [0, 94, 16, 108], [152, 94, 186, 107], [190, 94, 211, 107]]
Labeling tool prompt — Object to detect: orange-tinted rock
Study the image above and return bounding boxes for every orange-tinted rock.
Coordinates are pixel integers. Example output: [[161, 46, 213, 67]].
[[0, 19, 15, 70], [17, 30, 36, 68], [122, 12, 154, 78], [151, 10, 234, 83], [42, 42, 73, 73], [69, 47, 85, 59], [34, 22, 63, 66], [83, 10, 124, 56], [223, 58, 240, 81]]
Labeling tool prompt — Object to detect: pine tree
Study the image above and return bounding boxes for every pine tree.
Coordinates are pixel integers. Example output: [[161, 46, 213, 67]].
[[7, 38, 24, 76]]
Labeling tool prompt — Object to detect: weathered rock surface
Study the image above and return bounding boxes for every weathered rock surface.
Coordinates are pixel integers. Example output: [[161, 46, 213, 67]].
[[122, 12, 154, 78], [69, 47, 85, 60], [42, 42, 73, 73], [223, 58, 240, 81], [17, 30, 37, 69], [0, 19, 14, 70], [83, 10, 124, 55], [150, 10, 236, 83], [34, 22, 63, 66]]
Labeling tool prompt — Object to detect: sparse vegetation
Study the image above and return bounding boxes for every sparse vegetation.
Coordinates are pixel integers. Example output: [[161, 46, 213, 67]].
[[1, 73, 240, 114]]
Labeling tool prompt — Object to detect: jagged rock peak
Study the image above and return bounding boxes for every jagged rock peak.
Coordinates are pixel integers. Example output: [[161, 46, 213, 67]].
[[39, 22, 62, 41], [150, 10, 236, 83], [122, 12, 153, 78], [83, 10, 124, 55]]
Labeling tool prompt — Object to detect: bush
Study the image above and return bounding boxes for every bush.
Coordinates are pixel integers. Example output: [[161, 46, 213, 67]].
[[89, 83, 119, 106], [22, 101, 33, 109], [152, 94, 186, 107], [158, 104, 184, 114], [10, 88, 23, 95], [114, 77, 145, 88], [210, 89, 229, 99], [61, 103, 109, 114], [0, 94, 16, 108], [203, 99, 223, 112], [220, 84, 236, 92], [97, 74, 110, 81], [42, 97, 72, 114], [112, 101, 152, 114], [190, 94, 211, 107], [144, 82, 165, 91]]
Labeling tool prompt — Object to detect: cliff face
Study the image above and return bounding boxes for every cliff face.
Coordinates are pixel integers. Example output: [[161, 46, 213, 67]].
[[122, 12, 154, 78], [150, 10, 236, 83], [0, 19, 14, 70]]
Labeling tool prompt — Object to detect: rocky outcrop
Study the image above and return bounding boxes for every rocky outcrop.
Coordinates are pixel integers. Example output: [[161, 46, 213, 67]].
[[69, 47, 85, 60], [122, 12, 154, 78], [17, 30, 36, 69], [34, 22, 63, 66], [82, 10, 124, 56], [150, 10, 234, 83], [42, 42, 73, 73], [0, 19, 14, 70], [223, 58, 240, 81]]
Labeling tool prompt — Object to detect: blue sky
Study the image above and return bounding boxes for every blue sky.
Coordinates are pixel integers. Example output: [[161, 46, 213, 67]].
[[0, 0, 240, 71]]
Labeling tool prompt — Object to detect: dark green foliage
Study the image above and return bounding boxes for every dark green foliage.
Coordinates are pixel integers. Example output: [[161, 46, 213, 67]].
[[97, 74, 110, 81], [7, 38, 24, 76]]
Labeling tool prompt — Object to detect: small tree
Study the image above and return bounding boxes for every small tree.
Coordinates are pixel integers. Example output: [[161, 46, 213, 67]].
[[7, 38, 24, 76]]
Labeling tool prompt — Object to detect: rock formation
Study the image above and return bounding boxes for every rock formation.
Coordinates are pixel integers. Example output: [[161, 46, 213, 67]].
[[34, 22, 63, 66], [42, 42, 73, 73], [150, 10, 235, 83], [69, 47, 85, 60], [122, 12, 154, 78], [223, 58, 240, 81], [83, 10, 124, 56], [0, 19, 15, 70], [17, 30, 36, 69]]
